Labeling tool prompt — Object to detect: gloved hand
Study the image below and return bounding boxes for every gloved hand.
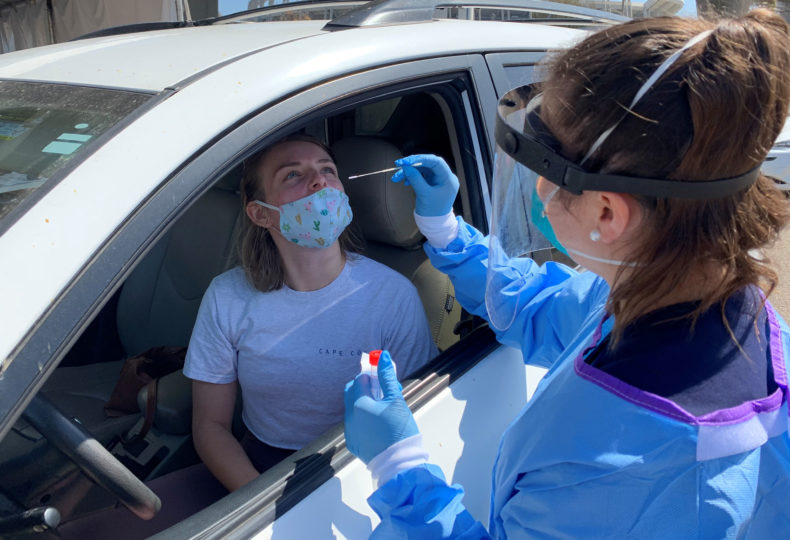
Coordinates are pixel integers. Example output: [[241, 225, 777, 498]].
[[391, 154, 459, 217], [344, 350, 419, 464]]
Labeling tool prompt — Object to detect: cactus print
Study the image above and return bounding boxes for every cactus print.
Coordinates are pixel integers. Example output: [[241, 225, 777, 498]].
[[262, 187, 352, 249]]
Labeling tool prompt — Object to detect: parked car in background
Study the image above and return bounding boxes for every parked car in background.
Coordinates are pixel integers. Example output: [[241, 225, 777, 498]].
[[764, 115, 790, 193], [0, 0, 784, 538]]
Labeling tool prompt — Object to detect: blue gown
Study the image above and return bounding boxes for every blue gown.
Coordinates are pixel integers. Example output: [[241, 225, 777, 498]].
[[367, 218, 790, 539]]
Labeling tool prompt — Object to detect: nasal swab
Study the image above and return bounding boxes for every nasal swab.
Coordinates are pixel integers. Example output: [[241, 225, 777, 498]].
[[347, 162, 422, 180]]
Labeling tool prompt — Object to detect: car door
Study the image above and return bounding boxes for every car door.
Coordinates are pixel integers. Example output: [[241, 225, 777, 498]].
[[148, 53, 540, 538], [0, 47, 544, 540]]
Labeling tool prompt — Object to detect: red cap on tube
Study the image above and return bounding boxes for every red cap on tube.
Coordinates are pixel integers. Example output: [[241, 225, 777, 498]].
[[369, 350, 382, 366]]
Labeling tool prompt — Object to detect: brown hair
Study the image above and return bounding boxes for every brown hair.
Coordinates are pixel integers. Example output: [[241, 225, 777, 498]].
[[539, 9, 790, 343], [238, 134, 363, 292]]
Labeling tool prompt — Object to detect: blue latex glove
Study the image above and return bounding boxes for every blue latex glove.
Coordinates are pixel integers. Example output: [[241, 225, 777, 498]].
[[391, 154, 459, 217], [344, 351, 419, 464]]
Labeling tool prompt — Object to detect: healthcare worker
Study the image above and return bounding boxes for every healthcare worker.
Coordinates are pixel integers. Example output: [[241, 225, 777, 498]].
[[344, 10, 790, 539]]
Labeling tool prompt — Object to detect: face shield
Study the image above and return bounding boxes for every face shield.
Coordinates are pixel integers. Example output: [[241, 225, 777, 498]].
[[486, 81, 762, 331], [486, 86, 554, 332]]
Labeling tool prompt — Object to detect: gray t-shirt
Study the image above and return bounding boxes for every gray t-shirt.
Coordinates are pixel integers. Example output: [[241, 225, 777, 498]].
[[184, 254, 437, 449]]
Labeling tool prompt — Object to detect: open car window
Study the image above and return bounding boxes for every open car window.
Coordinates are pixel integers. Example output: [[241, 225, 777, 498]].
[[151, 77, 488, 535]]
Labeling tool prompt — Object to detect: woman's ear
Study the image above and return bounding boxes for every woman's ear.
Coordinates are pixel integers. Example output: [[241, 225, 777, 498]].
[[595, 192, 640, 244], [246, 201, 273, 229]]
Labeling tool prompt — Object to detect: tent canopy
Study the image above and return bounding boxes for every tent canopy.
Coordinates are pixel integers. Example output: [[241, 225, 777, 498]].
[[0, 0, 192, 53]]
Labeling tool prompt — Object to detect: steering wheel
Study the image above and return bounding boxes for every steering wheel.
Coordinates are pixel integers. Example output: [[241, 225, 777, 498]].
[[22, 394, 161, 520]]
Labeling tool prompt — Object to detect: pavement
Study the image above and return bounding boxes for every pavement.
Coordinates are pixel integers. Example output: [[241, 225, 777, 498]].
[[766, 230, 790, 321]]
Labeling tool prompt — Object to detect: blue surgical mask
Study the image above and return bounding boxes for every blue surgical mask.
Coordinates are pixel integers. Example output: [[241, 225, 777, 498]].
[[255, 187, 353, 248], [531, 184, 641, 268], [530, 185, 568, 256]]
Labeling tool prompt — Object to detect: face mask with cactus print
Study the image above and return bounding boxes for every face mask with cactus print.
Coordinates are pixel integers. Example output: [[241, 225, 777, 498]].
[[254, 187, 353, 248]]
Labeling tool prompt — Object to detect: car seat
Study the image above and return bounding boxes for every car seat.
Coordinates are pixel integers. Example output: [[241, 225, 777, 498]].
[[41, 169, 243, 438], [0, 171, 243, 516], [331, 135, 462, 351]]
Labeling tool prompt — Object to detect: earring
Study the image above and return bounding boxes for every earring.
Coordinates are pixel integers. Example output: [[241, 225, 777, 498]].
[[589, 229, 601, 242]]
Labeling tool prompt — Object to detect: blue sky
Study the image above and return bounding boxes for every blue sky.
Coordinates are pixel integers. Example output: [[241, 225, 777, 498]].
[[678, 0, 698, 15], [217, 0, 698, 18], [218, 0, 254, 16]]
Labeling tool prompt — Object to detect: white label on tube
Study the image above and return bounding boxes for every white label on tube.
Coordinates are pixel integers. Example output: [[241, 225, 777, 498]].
[[360, 352, 383, 400]]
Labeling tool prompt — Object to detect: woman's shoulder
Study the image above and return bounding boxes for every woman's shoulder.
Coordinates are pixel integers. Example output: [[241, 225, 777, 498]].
[[207, 266, 257, 297], [346, 253, 412, 284]]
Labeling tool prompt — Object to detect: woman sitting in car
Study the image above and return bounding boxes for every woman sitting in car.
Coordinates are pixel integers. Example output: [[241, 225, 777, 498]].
[[184, 134, 437, 491]]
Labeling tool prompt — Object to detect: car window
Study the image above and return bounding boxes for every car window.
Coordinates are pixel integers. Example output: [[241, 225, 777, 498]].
[[763, 115, 790, 192], [500, 64, 537, 90], [0, 81, 150, 225], [158, 77, 488, 535]]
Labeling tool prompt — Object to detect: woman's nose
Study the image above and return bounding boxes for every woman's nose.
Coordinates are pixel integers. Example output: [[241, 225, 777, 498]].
[[308, 168, 328, 190]]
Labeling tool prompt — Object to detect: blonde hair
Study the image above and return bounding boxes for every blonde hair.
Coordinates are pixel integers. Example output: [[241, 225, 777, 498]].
[[238, 134, 363, 292], [539, 10, 790, 343]]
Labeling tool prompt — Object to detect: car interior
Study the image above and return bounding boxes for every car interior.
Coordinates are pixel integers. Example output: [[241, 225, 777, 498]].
[[0, 88, 476, 534]]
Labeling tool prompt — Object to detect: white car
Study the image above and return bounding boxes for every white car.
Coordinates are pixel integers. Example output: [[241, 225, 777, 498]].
[[764, 116, 790, 192], [3, 1, 774, 538]]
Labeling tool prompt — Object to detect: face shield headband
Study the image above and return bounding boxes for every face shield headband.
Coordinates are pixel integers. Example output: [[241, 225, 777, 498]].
[[495, 90, 760, 199]]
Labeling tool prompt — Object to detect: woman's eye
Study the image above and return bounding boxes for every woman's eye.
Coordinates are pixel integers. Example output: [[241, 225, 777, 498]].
[[285, 170, 300, 180], [322, 167, 337, 176]]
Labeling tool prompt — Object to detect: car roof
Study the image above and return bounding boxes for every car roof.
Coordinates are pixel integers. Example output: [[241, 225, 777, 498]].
[[0, 21, 329, 92], [0, 19, 583, 92]]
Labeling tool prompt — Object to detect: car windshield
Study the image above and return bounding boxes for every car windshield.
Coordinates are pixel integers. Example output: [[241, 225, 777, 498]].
[[0, 81, 151, 226]]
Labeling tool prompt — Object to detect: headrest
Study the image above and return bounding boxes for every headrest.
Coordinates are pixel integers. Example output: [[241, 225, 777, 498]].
[[332, 136, 422, 248]]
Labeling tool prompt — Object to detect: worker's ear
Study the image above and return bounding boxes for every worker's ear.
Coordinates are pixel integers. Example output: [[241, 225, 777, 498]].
[[594, 192, 641, 244], [246, 201, 275, 229]]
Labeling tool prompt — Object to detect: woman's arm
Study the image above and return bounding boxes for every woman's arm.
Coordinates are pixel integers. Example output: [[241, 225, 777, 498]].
[[396, 155, 604, 362], [369, 464, 490, 539], [192, 380, 259, 492], [345, 352, 490, 538], [425, 217, 607, 366]]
